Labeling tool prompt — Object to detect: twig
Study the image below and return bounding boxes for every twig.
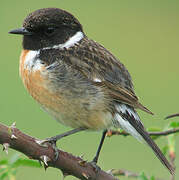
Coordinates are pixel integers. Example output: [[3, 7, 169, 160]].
[[109, 169, 138, 178], [1, 121, 179, 180], [0, 122, 118, 180], [168, 138, 176, 180], [109, 169, 164, 180], [166, 112, 178, 180], [169, 154, 175, 180], [165, 113, 179, 120], [107, 128, 179, 137]]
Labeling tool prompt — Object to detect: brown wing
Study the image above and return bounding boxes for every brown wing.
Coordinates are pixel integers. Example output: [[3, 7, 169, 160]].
[[78, 38, 153, 114], [96, 81, 153, 114], [45, 37, 153, 114]]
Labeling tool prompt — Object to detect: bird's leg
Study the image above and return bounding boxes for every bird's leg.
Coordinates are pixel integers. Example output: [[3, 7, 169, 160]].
[[90, 130, 107, 170], [36, 127, 86, 160], [47, 127, 86, 142]]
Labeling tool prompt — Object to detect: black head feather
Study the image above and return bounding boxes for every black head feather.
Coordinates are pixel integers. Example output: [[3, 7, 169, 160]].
[[22, 8, 83, 50]]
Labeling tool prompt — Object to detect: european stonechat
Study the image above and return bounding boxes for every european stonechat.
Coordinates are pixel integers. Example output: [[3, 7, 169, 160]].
[[9, 8, 174, 174]]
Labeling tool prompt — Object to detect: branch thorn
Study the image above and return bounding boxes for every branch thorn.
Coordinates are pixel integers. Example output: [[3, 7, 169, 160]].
[[79, 154, 84, 159], [10, 122, 16, 129], [2, 143, 10, 154], [35, 139, 48, 147], [82, 172, 90, 179], [40, 155, 51, 169], [11, 134, 17, 139], [78, 160, 87, 167]]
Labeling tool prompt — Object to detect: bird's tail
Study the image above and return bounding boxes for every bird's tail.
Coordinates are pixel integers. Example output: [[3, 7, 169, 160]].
[[114, 103, 175, 175]]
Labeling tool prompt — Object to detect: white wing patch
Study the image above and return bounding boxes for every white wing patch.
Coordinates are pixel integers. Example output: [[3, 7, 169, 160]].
[[23, 32, 84, 72], [115, 104, 140, 122], [93, 78, 102, 82], [114, 104, 143, 142]]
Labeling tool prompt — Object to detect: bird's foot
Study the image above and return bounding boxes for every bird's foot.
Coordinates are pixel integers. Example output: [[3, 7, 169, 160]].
[[89, 158, 101, 172], [35, 128, 86, 162], [36, 137, 59, 161]]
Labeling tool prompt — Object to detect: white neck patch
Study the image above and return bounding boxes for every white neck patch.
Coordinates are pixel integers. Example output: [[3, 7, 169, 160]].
[[22, 31, 84, 72], [43, 31, 84, 50], [23, 50, 42, 72]]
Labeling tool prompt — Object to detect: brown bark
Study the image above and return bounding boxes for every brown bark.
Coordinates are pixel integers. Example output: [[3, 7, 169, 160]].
[[0, 122, 118, 180]]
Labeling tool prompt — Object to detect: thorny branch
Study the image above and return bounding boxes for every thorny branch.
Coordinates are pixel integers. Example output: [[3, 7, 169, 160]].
[[107, 113, 179, 138], [0, 122, 117, 180], [107, 128, 179, 137], [169, 152, 175, 180], [0, 117, 179, 180], [108, 169, 163, 180], [107, 114, 179, 180], [165, 113, 179, 120], [166, 113, 178, 180]]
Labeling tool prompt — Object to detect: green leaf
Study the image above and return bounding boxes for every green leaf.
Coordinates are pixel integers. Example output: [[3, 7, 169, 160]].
[[0, 168, 6, 174], [0, 160, 8, 165], [138, 172, 148, 180], [150, 135, 160, 140], [147, 127, 163, 140], [13, 159, 41, 168], [0, 155, 41, 180], [162, 145, 169, 156], [165, 124, 176, 155], [169, 122, 179, 128], [11, 168, 17, 176], [0, 172, 9, 180], [168, 133, 175, 154], [150, 176, 155, 180], [147, 127, 162, 132], [8, 173, 16, 180], [9, 154, 21, 165]]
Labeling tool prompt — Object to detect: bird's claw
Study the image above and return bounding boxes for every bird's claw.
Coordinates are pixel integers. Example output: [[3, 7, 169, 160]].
[[89, 161, 101, 172], [35, 138, 59, 161]]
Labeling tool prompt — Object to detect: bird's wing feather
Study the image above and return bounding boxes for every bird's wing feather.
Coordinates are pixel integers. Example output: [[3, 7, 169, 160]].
[[52, 37, 153, 114], [77, 38, 153, 114], [95, 81, 153, 114], [114, 103, 174, 174]]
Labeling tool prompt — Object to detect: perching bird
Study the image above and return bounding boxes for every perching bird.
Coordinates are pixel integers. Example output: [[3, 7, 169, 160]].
[[9, 8, 174, 174]]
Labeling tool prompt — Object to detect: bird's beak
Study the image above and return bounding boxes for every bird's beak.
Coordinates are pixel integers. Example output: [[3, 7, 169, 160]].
[[9, 27, 33, 35]]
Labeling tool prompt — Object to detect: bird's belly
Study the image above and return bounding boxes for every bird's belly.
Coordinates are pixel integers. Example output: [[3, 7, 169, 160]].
[[42, 105, 113, 130], [19, 50, 112, 130]]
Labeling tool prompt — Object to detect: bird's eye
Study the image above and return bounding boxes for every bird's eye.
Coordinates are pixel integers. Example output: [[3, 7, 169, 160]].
[[44, 27, 56, 36]]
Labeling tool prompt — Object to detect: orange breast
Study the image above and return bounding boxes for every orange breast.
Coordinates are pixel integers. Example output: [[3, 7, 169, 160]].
[[19, 50, 112, 130], [20, 50, 44, 100], [19, 50, 63, 112]]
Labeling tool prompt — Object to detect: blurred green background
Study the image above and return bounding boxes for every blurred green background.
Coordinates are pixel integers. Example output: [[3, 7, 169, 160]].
[[1, 0, 179, 179]]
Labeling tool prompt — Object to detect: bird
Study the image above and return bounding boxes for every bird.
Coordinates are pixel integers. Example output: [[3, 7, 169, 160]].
[[9, 8, 174, 174]]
